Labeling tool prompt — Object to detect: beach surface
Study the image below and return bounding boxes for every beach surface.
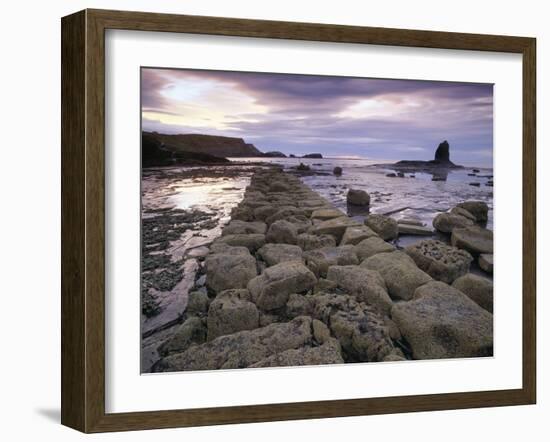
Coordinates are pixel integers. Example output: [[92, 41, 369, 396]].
[[141, 161, 494, 372]]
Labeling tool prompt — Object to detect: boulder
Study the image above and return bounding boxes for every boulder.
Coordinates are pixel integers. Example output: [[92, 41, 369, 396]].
[[250, 339, 344, 367], [310, 217, 362, 242], [311, 293, 400, 362], [347, 189, 371, 206], [452, 273, 493, 312], [432, 212, 474, 234], [269, 181, 290, 193], [253, 205, 279, 221], [222, 220, 267, 236], [205, 250, 258, 293], [479, 254, 494, 273], [213, 233, 266, 252], [312, 319, 332, 344], [207, 289, 260, 340], [157, 316, 206, 357], [365, 214, 398, 240], [296, 233, 336, 251], [284, 215, 312, 233], [313, 278, 338, 294], [361, 251, 432, 301], [354, 236, 395, 261], [456, 201, 489, 223], [247, 261, 317, 311], [152, 316, 314, 372], [266, 220, 298, 245], [186, 291, 210, 316], [311, 208, 346, 221], [326, 265, 393, 315], [397, 224, 434, 236], [257, 243, 304, 266], [285, 293, 314, 318], [265, 206, 307, 225], [303, 246, 359, 278], [340, 225, 378, 246], [451, 225, 493, 255], [333, 166, 343, 176], [405, 239, 473, 283], [450, 206, 476, 222], [392, 281, 493, 359]]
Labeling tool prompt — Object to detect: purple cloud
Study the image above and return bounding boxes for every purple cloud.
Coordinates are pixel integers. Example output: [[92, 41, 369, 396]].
[[141, 67, 493, 166]]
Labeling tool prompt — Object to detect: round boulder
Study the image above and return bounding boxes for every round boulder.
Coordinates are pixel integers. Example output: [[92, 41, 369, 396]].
[[347, 189, 371, 206], [432, 212, 474, 234], [365, 214, 398, 241], [266, 220, 298, 245], [456, 201, 489, 223], [452, 273, 493, 312]]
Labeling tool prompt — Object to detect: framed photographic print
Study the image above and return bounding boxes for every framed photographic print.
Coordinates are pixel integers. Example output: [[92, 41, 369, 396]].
[[61, 9, 536, 433]]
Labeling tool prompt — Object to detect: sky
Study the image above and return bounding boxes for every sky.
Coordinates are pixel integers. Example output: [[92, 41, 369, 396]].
[[141, 68, 494, 166]]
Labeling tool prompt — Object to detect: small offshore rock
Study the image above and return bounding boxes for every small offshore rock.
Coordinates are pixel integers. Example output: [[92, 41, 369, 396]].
[[347, 189, 371, 206], [333, 166, 343, 176]]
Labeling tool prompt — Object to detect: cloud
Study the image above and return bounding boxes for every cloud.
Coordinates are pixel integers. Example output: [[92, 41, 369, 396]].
[[141, 67, 493, 165]]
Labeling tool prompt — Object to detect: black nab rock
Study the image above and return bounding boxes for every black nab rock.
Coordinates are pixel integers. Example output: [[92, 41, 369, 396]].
[[434, 140, 451, 163]]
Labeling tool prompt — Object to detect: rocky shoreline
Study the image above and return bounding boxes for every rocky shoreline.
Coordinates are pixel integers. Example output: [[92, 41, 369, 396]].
[[145, 167, 494, 373]]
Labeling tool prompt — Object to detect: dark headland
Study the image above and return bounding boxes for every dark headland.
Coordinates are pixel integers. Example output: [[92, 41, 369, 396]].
[[142, 131, 322, 167]]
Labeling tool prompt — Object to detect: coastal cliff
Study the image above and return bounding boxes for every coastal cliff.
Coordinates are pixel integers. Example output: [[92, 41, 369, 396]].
[[144, 132, 263, 158]]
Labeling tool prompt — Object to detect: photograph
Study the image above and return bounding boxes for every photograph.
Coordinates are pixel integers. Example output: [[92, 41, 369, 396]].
[[140, 68, 495, 373]]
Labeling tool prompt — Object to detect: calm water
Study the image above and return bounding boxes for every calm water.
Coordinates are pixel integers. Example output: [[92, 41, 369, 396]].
[[231, 157, 494, 230]]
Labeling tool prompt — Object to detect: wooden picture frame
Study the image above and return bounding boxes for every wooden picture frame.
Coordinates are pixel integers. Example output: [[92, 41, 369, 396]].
[[61, 8, 536, 433]]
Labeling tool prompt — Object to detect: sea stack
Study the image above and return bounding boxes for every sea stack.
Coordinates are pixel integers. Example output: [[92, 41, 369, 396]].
[[434, 140, 450, 163], [388, 140, 463, 170]]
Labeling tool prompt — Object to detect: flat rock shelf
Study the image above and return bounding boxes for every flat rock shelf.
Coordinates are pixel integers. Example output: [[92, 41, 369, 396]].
[[143, 167, 494, 373]]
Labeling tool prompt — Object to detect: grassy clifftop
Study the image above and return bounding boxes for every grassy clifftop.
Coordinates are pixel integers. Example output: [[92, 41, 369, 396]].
[[145, 132, 263, 158]]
